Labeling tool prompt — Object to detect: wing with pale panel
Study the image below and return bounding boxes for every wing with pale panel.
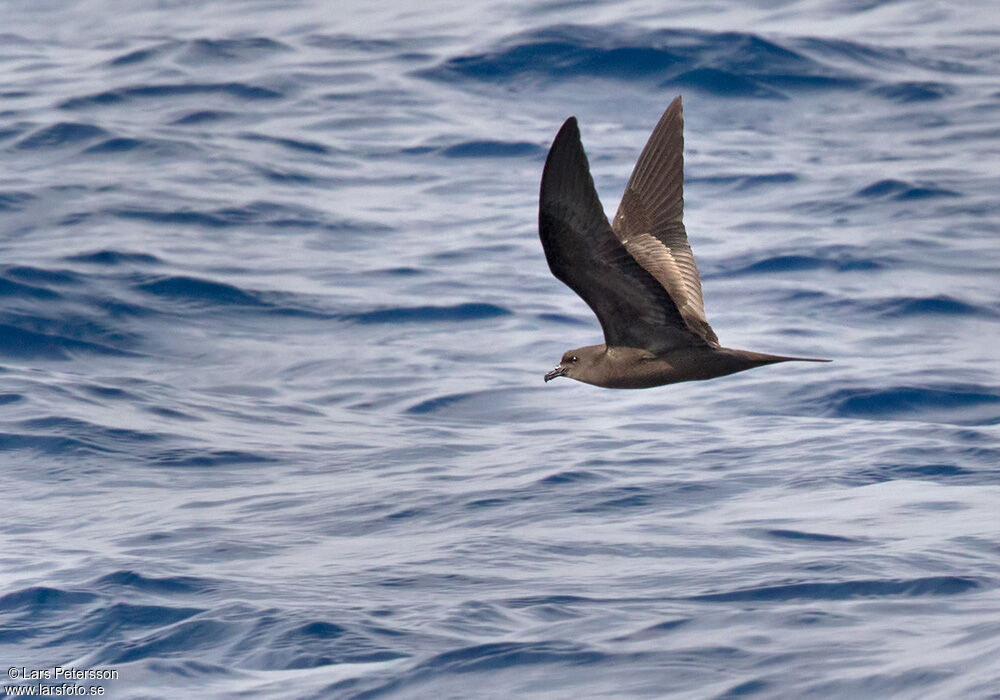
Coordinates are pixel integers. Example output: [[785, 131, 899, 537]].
[[612, 96, 719, 346], [539, 116, 703, 353]]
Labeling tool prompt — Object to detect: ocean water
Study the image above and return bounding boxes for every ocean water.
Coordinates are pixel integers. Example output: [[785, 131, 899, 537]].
[[2, 0, 999, 697]]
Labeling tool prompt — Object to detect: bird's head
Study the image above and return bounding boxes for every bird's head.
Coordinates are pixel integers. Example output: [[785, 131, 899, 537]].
[[544, 346, 602, 383]]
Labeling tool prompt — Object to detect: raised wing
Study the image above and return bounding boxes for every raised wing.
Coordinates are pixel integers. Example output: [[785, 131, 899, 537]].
[[612, 96, 719, 346], [539, 116, 703, 353]]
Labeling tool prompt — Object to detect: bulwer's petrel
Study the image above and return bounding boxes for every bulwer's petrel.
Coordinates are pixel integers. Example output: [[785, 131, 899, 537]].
[[539, 96, 829, 389]]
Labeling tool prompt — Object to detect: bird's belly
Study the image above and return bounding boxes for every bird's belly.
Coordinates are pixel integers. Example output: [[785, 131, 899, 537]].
[[590, 357, 682, 389], [588, 348, 739, 389], [598, 374, 671, 389]]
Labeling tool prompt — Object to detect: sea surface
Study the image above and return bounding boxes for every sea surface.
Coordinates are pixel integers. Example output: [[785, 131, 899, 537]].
[[2, 1, 999, 698]]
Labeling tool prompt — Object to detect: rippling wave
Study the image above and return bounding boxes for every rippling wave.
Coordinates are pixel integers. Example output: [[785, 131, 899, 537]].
[[2, 0, 998, 697]]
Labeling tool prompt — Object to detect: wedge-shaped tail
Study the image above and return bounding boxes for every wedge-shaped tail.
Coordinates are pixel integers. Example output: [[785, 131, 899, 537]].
[[735, 350, 832, 366]]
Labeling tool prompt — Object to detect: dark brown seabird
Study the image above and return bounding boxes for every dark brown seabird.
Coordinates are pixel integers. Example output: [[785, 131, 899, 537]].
[[539, 96, 829, 389]]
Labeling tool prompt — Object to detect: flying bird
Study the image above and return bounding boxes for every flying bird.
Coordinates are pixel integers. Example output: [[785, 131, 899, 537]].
[[539, 96, 829, 388]]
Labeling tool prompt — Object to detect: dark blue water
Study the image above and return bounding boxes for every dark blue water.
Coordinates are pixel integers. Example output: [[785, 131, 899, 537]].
[[2, 1, 999, 698]]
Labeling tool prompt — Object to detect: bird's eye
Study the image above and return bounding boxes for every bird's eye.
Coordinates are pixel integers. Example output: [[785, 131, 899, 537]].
[[569, 356, 578, 363]]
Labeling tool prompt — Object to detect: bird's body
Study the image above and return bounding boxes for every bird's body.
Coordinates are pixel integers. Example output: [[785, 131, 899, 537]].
[[543, 345, 818, 389], [539, 96, 829, 388]]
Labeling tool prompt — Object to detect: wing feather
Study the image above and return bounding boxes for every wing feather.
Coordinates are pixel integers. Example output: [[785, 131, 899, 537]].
[[612, 96, 719, 346], [539, 117, 701, 352]]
